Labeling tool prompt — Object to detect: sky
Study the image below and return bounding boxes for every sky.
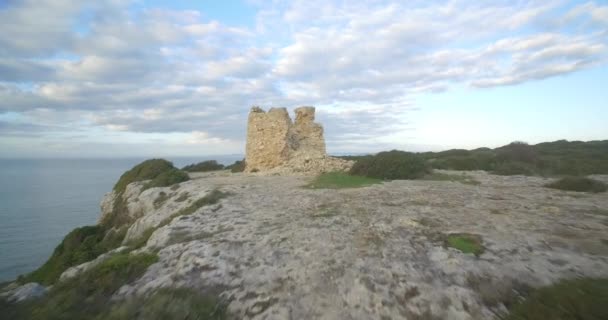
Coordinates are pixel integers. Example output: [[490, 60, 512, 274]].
[[0, 0, 607, 158]]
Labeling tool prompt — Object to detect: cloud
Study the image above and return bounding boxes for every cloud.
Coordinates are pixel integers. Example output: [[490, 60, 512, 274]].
[[0, 0, 607, 156]]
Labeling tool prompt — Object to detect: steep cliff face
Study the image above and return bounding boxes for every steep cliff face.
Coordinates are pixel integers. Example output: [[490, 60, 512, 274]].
[[244, 106, 351, 174]]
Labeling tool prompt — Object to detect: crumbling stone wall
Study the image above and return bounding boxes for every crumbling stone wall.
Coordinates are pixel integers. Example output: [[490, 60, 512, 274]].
[[245, 106, 329, 172], [245, 107, 293, 171]]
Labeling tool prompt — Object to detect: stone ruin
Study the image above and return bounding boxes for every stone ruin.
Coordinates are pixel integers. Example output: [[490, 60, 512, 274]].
[[245, 106, 353, 174]]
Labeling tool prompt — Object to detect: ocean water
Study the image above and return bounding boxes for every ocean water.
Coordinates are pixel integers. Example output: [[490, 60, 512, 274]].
[[0, 156, 241, 282]]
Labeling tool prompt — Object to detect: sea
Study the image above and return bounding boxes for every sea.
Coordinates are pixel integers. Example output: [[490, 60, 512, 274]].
[[0, 156, 242, 282]]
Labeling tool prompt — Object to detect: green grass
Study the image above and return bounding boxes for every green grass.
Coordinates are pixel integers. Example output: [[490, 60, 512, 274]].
[[445, 233, 484, 256], [3, 253, 158, 320], [19, 225, 127, 285], [422, 172, 481, 185], [504, 278, 608, 320], [307, 172, 382, 189], [546, 177, 607, 193], [97, 287, 228, 320]]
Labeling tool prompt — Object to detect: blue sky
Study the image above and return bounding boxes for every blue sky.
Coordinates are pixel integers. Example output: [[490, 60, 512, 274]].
[[0, 0, 607, 158]]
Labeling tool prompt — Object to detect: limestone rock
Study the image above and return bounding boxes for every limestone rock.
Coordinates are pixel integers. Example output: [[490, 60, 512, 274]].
[[245, 106, 351, 174], [59, 246, 130, 282], [0, 283, 47, 303]]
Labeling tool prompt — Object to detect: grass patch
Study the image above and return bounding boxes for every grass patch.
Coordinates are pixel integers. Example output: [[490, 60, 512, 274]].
[[98, 287, 228, 320], [546, 177, 607, 193], [350, 150, 431, 180], [504, 278, 608, 320], [307, 172, 382, 189], [19, 225, 127, 285], [182, 160, 224, 172], [4, 253, 158, 320], [445, 233, 484, 256], [423, 172, 481, 185]]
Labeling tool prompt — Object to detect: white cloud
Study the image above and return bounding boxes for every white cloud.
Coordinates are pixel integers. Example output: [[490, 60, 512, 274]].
[[0, 0, 607, 156]]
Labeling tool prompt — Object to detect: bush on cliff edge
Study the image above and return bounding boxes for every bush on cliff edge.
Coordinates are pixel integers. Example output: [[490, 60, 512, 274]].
[[182, 160, 225, 172], [102, 159, 190, 227], [349, 150, 431, 180]]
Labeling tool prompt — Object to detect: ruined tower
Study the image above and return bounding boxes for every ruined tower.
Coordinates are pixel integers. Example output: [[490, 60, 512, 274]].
[[244, 106, 331, 173]]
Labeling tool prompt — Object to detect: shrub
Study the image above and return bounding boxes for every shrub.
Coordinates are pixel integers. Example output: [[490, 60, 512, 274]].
[[307, 172, 382, 189], [113, 159, 175, 194], [505, 278, 608, 320], [226, 159, 246, 173], [102, 159, 189, 228], [496, 141, 538, 164], [143, 169, 189, 190], [19, 225, 126, 285], [546, 177, 607, 193], [350, 150, 431, 180], [182, 160, 224, 172]]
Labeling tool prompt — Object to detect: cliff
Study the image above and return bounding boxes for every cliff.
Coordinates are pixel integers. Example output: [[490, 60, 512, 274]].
[[3, 163, 608, 319]]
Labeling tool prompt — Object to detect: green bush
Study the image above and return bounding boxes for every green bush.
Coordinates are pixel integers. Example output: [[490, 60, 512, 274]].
[[226, 159, 246, 173], [19, 225, 126, 285], [182, 160, 224, 172], [496, 141, 538, 164], [350, 150, 431, 180], [102, 159, 190, 228], [505, 278, 608, 320], [113, 159, 176, 194], [545, 177, 607, 193], [143, 169, 189, 190], [98, 287, 228, 320]]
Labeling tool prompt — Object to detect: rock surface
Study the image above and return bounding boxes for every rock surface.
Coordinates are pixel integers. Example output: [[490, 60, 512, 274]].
[[244, 106, 353, 174], [1, 283, 48, 303], [101, 170, 608, 319]]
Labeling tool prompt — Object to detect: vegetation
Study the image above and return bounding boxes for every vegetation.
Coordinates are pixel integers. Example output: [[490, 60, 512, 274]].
[[143, 169, 189, 190], [350, 150, 431, 180], [182, 160, 225, 172], [3, 253, 158, 320], [19, 226, 127, 285], [504, 278, 608, 320], [226, 159, 246, 173], [445, 233, 484, 256], [102, 159, 190, 228], [97, 287, 228, 320], [422, 140, 608, 176], [307, 172, 382, 189], [545, 177, 607, 193]]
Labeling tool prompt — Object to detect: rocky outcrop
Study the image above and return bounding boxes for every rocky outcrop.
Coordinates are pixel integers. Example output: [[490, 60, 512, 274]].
[[0, 283, 47, 303], [245, 106, 352, 174]]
